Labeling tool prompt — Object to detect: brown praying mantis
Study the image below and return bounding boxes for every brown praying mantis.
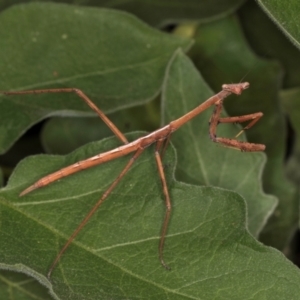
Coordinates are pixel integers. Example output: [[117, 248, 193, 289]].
[[2, 82, 265, 279]]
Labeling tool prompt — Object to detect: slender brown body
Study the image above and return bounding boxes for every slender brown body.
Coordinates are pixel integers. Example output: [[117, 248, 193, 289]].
[[2, 82, 265, 278]]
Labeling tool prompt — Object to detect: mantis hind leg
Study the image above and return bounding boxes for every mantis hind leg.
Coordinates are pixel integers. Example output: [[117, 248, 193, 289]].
[[155, 139, 172, 270], [2, 88, 128, 144]]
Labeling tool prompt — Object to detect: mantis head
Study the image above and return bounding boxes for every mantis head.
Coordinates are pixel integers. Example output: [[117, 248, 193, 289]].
[[222, 82, 249, 95]]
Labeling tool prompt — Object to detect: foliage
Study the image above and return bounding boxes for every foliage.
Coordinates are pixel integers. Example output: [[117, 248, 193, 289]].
[[0, 1, 300, 299]]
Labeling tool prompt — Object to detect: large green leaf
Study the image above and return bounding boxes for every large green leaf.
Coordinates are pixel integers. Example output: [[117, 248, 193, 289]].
[[256, 0, 300, 49], [1, 49, 300, 300], [0, 3, 191, 154], [163, 50, 276, 236]]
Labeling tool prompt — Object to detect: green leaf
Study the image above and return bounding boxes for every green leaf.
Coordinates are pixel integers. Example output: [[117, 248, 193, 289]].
[[0, 3, 191, 154], [239, 1, 300, 88], [256, 0, 300, 49], [1, 49, 300, 300], [1, 134, 300, 299], [162, 50, 276, 236], [0, 270, 52, 300]]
